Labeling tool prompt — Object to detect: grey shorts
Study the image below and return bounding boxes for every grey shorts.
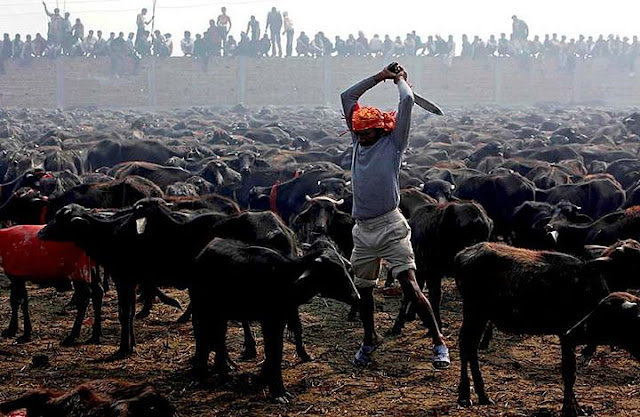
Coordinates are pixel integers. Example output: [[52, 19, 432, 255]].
[[350, 208, 416, 289]]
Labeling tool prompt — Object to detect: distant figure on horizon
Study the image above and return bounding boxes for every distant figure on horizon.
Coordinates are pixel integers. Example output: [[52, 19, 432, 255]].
[[42, 1, 63, 46], [282, 11, 294, 57], [246, 15, 260, 43], [511, 15, 529, 42], [265, 6, 283, 57], [216, 6, 232, 43], [136, 8, 153, 45], [181, 31, 194, 56]]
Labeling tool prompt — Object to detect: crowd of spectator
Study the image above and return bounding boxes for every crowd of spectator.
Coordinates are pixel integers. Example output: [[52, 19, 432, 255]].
[[1, 7, 639, 74]]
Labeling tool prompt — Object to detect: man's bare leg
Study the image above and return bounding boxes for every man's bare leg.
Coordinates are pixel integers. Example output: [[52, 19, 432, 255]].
[[396, 268, 450, 368]]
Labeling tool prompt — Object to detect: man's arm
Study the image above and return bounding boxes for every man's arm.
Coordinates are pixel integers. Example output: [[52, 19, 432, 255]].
[[392, 78, 415, 151], [42, 2, 53, 18], [340, 69, 395, 130], [264, 15, 271, 32]]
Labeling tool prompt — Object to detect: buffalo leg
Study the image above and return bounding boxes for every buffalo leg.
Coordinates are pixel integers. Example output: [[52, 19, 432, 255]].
[[391, 298, 409, 335], [17, 279, 31, 343], [190, 298, 209, 382], [262, 319, 289, 403], [240, 321, 257, 360], [62, 281, 90, 346], [561, 337, 584, 417], [479, 322, 495, 351], [88, 269, 104, 344], [211, 319, 231, 378], [3, 278, 23, 339], [136, 285, 153, 320], [287, 312, 312, 362], [458, 306, 491, 406], [115, 280, 136, 357]]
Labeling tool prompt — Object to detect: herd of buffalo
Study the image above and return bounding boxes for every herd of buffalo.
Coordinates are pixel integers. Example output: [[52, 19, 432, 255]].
[[0, 104, 639, 416]]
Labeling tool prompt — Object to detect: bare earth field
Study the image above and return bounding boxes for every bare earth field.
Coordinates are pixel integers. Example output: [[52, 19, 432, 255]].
[[0, 276, 638, 417]]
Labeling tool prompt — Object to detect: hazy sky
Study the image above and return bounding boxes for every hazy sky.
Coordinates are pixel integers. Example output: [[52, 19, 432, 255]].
[[1, 0, 639, 49]]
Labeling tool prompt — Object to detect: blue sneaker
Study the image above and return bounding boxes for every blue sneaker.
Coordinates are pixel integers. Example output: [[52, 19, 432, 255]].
[[353, 343, 377, 366]]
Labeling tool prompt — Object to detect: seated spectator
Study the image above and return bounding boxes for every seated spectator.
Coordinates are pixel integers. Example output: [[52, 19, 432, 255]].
[[486, 34, 497, 56], [355, 31, 368, 56], [109, 32, 127, 75], [382, 34, 393, 58], [346, 34, 357, 56], [152, 30, 169, 56], [82, 30, 96, 56], [460, 34, 472, 58], [33, 33, 47, 56], [296, 31, 309, 56], [21, 34, 35, 61], [181, 31, 194, 56], [319, 31, 333, 55], [593, 34, 607, 57], [393, 36, 404, 56], [335, 36, 347, 56], [106, 32, 116, 52], [413, 30, 424, 54], [404, 33, 416, 56], [226, 35, 237, 56], [193, 33, 207, 58], [425, 35, 436, 56], [236, 31, 251, 56], [498, 33, 510, 56], [165, 33, 173, 56], [94, 30, 108, 56], [71, 18, 84, 43], [110, 32, 127, 56], [575, 34, 587, 58], [309, 32, 324, 57], [529, 35, 544, 57], [434, 35, 448, 55], [369, 34, 383, 56], [1, 33, 13, 60], [471, 36, 486, 60], [258, 33, 271, 56], [126, 32, 136, 56], [12, 34, 24, 58]]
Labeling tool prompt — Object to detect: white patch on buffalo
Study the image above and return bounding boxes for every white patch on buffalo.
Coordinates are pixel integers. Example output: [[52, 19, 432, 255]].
[[621, 301, 638, 310], [550, 230, 559, 242], [136, 217, 147, 235], [305, 195, 312, 201]]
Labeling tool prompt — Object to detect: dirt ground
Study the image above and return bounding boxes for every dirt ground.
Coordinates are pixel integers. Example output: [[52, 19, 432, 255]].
[[0, 276, 638, 417]]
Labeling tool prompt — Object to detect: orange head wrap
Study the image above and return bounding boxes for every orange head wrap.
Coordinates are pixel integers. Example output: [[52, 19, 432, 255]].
[[351, 104, 396, 133]]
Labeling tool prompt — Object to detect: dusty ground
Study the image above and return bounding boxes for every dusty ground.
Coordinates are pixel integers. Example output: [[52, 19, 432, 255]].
[[0, 276, 638, 417]]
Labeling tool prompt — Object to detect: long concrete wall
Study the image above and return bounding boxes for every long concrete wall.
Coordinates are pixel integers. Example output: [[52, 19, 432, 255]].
[[0, 56, 638, 110]]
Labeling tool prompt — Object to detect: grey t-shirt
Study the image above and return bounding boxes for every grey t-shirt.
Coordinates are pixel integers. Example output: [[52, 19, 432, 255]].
[[341, 76, 414, 220]]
